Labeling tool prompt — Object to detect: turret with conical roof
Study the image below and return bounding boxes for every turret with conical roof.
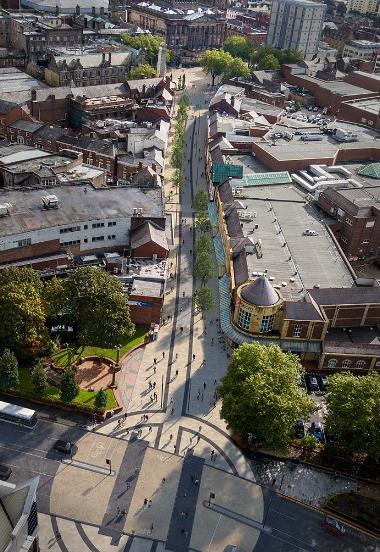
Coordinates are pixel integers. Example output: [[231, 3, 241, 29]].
[[233, 276, 284, 334]]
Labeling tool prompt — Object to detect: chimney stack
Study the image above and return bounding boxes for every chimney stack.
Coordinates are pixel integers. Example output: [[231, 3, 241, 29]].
[[76, 3, 80, 14], [102, 52, 106, 63], [92, 5, 96, 15], [108, 52, 112, 63], [100, 6, 104, 16]]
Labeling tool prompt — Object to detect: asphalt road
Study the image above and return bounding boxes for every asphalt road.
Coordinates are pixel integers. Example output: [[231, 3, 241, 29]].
[[0, 418, 85, 514], [255, 490, 379, 552]]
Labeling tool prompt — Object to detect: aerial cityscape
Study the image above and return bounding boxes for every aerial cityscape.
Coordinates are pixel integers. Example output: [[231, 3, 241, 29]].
[[0, 0, 379, 551]]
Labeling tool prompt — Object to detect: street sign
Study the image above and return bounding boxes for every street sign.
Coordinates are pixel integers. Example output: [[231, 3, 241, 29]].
[[212, 163, 243, 183]]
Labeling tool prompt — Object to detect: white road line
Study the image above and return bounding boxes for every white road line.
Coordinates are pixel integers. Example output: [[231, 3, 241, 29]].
[[0, 442, 60, 463], [208, 514, 222, 549], [0, 460, 54, 478], [270, 509, 297, 521]]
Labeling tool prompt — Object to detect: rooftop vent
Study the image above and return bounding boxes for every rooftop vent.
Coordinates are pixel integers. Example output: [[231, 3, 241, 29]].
[[0, 203, 12, 217], [41, 194, 58, 209]]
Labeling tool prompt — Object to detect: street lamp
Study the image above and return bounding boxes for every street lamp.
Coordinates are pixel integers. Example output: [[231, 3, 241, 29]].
[[106, 458, 112, 475], [112, 344, 121, 387]]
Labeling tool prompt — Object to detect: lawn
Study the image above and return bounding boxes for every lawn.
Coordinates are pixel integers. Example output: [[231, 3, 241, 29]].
[[15, 368, 117, 411], [51, 325, 147, 368]]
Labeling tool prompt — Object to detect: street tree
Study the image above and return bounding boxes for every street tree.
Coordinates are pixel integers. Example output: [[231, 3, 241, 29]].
[[0, 266, 43, 291], [0, 349, 19, 389], [0, 281, 48, 357], [218, 343, 317, 448], [195, 234, 213, 255], [193, 189, 209, 212], [223, 35, 253, 61], [195, 211, 210, 232], [194, 287, 214, 313], [126, 64, 156, 79], [223, 56, 251, 82], [193, 251, 213, 285], [95, 388, 107, 410], [325, 372, 380, 461], [60, 367, 79, 403], [199, 49, 233, 86], [172, 168, 184, 188], [32, 360, 48, 396], [43, 276, 68, 328], [65, 267, 135, 347]]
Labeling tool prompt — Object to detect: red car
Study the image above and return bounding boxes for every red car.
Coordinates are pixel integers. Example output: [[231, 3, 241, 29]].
[[321, 516, 346, 536]]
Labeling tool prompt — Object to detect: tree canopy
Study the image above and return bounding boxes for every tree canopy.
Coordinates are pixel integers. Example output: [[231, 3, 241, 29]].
[[193, 251, 213, 286], [0, 349, 19, 389], [223, 35, 253, 61], [325, 372, 380, 461], [257, 53, 281, 70], [32, 360, 48, 396], [46, 268, 135, 348], [222, 56, 251, 82], [193, 189, 209, 212], [121, 34, 166, 65], [218, 343, 316, 448], [195, 234, 213, 256], [194, 287, 214, 312], [251, 45, 303, 69], [0, 277, 48, 357], [126, 64, 156, 79], [95, 388, 107, 409], [199, 49, 234, 86], [60, 367, 79, 403]]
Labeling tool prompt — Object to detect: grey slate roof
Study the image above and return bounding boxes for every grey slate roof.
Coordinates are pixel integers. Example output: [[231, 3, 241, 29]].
[[285, 300, 323, 321], [241, 276, 279, 306], [308, 287, 380, 306], [9, 120, 44, 132]]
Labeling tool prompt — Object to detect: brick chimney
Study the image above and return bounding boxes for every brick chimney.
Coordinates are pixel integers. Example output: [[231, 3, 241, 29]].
[[100, 6, 104, 16], [76, 3, 80, 14]]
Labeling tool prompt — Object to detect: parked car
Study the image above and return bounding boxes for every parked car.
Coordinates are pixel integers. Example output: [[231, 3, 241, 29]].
[[308, 376, 319, 391], [318, 375, 328, 391], [313, 106, 319, 112], [0, 464, 12, 480], [294, 419, 305, 438], [54, 440, 73, 454], [311, 421, 324, 441], [321, 516, 345, 536]]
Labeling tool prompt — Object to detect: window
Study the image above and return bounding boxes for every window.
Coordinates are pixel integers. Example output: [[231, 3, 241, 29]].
[[341, 236, 348, 244], [345, 217, 352, 226], [356, 360, 365, 369], [84, 225, 88, 230], [108, 221, 116, 227], [92, 222, 104, 228], [60, 226, 80, 234], [17, 238, 31, 247], [361, 240, 369, 244], [293, 324, 302, 337], [342, 359, 352, 369], [260, 313, 275, 333], [237, 308, 251, 331], [83, 238, 88, 243], [92, 236, 104, 242], [61, 239, 80, 246], [108, 235, 116, 240], [327, 359, 337, 369]]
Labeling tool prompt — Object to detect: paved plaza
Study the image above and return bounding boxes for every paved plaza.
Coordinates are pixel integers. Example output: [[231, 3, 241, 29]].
[[0, 68, 379, 552]]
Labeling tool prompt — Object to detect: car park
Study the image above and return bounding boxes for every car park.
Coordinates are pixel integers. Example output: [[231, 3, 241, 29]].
[[321, 516, 345, 536], [0, 464, 12, 480], [54, 440, 73, 454]]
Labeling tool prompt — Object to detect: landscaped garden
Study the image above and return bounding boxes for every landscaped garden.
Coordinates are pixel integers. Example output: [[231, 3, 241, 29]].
[[50, 325, 147, 367]]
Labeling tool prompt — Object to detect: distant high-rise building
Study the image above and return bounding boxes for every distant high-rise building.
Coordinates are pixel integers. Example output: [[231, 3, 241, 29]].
[[267, 0, 326, 60]]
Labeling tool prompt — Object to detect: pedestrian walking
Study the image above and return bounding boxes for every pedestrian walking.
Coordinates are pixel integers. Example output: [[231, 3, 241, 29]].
[[153, 381, 156, 388], [162, 477, 166, 484], [197, 391, 200, 400], [154, 392, 157, 401], [189, 249, 192, 254], [213, 453, 218, 462], [149, 381, 152, 390], [162, 351, 165, 359], [183, 291, 185, 298], [153, 366, 156, 374], [55, 532, 62, 542], [203, 382, 206, 390], [144, 498, 148, 507], [180, 326, 184, 333], [150, 394, 153, 402], [199, 425, 202, 432], [170, 433, 173, 440], [149, 426, 152, 432], [176, 353, 179, 360], [150, 523, 154, 532], [175, 369, 178, 377], [192, 354, 195, 361], [154, 358, 157, 365], [171, 407, 174, 415]]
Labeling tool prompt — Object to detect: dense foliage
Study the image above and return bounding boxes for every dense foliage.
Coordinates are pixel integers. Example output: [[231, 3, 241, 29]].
[[219, 343, 316, 448], [325, 372, 380, 461]]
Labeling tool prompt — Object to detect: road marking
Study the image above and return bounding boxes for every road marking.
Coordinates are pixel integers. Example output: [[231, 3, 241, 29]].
[[270, 508, 296, 521], [0, 460, 54, 478], [208, 514, 222, 549], [0, 438, 59, 457], [0, 442, 60, 463]]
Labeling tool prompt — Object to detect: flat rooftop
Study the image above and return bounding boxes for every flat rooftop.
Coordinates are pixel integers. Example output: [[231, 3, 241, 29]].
[[0, 67, 47, 92], [0, 184, 162, 237], [295, 75, 372, 97], [343, 97, 380, 116], [255, 121, 380, 161], [235, 184, 354, 300]]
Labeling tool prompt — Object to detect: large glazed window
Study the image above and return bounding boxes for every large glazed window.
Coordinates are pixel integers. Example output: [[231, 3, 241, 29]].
[[260, 314, 275, 333], [237, 308, 252, 331]]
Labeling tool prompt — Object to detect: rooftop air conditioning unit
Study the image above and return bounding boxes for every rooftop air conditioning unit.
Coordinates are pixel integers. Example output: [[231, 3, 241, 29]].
[[41, 194, 58, 209], [0, 203, 12, 217]]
